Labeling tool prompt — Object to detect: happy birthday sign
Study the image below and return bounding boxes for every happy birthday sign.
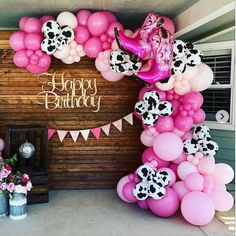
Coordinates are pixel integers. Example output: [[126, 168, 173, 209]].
[[35, 72, 102, 112]]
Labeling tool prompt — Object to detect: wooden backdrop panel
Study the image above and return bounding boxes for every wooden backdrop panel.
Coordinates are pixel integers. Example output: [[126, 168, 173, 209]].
[[0, 31, 144, 189]]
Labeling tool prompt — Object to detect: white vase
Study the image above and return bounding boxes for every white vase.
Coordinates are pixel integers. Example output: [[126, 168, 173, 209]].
[[0, 190, 8, 217], [9, 193, 27, 220]]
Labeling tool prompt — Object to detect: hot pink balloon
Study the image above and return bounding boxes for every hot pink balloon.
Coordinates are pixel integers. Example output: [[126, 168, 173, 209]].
[[162, 16, 175, 35], [158, 167, 176, 186], [84, 37, 102, 58], [101, 70, 124, 82], [40, 15, 55, 24], [198, 157, 215, 175], [24, 33, 42, 50], [13, 50, 29, 67], [137, 200, 149, 210], [185, 173, 204, 191], [192, 108, 206, 124], [74, 25, 90, 44], [87, 12, 109, 36], [147, 187, 179, 217], [138, 86, 153, 100], [189, 63, 214, 92], [169, 163, 178, 178], [117, 176, 133, 203], [76, 10, 92, 26], [37, 53, 51, 69], [177, 161, 198, 180], [172, 181, 190, 201], [181, 192, 215, 226], [102, 11, 117, 23], [155, 116, 174, 133], [107, 22, 124, 38], [211, 163, 234, 185], [24, 18, 42, 33], [19, 16, 29, 31], [170, 100, 181, 117], [183, 92, 203, 111], [122, 182, 137, 203], [175, 115, 193, 132], [10, 32, 26, 51]]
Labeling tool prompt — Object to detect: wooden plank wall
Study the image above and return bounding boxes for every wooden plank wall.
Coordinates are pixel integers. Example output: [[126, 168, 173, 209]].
[[0, 31, 144, 189]]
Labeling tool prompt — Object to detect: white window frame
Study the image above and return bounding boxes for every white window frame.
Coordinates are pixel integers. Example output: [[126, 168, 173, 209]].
[[194, 41, 235, 131]]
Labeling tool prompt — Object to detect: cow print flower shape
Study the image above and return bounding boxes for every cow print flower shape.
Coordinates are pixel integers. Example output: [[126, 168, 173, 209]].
[[110, 50, 142, 74], [134, 90, 173, 127], [133, 164, 170, 200], [183, 123, 219, 157], [41, 20, 74, 55], [172, 40, 203, 75]]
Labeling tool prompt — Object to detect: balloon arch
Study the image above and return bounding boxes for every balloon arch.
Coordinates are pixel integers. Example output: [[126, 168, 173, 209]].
[[9, 10, 234, 226]]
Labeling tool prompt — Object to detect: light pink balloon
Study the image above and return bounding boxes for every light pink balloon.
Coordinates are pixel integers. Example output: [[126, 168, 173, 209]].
[[147, 187, 179, 217], [0, 138, 5, 152], [162, 16, 175, 35], [181, 130, 193, 141], [84, 37, 102, 58], [13, 50, 29, 67], [87, 12, 109, 36], [211, 163, 234, 185], [140, 129, 155, 147], [122, 182, 137, 203], [57, 11, 78, 29], [156, 76, 174, 91], [174, 81, 191, 95], [102, 11, 117, 23], [95, 57, 110, 72], [10, 32, 26, 51], [101, 70, 124, 82], [107, 22, 124, 38], [158, 167, 176, 186], [189, 63, 214, 92], [198, 157, 215, 175], [183, 92, 203, 110], [172, 152, 187, 164], [203, 175, 214, 192], [137, 200, 149, 210], [76, 10, 92, 26], [192, 108, 206, 124], [24, 18, 42, 33], [19, 16, 29, 31], [155, 116, 174, 133], [177, 161, 198, 180], [172, 181, 190, 201], [181, 192, 215, 226], [172, 128, 185, 137], [61, 56, 75, 64], [174, 115, 193, 132], [74, 25, 90, 44], [185, 173, 204, 191], [40, 15, 55, 24], [212, 184, 226, 192], [24, 33, 42, 50], [153, 132, 183, 161], [117, 176, 133, 203], [53, 45, 70, 59], [123, 29, 133, 37]]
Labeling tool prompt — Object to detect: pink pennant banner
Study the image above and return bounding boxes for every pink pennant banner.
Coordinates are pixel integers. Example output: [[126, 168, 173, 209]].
[[123, 113, 133, 125], [48, 129, 56, 140], [91, 127, 101, 140], [112, 119, 122, 132], [57, 130, 68, 142], [101, 124, 111, 136], [69, 131, 80, 143]]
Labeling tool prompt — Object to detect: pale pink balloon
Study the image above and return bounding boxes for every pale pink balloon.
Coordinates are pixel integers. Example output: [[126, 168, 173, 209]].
[[212, 163, 234, 185], [155, 116, 174, 133], [172, 152, 187, 164], [117, 176, 133, 203], [76, 10, 92, 26], [192, 108, 206, 124], [24, 18, 42, 33], [13, 50, 29, 67], [153, 132, 183, 161], [107, 22, 124, 38], [140, 129, 155, 147], [158, 167, 176, 186], [53, 45, 70, 59], [57, 11, 78, 29], [40, 15, 55, 24], [19, 16, 29, 31], [172, 127, 185, 137], [182, 65, 198, 78], [61, 56, 75, 64], [122, 182, 137, 203], [10, 32, 26, 51], [111, 39, 119, 50], [174, 81, 191, 96], [181, 192, 215, 226], [84, 37, 102, 58], [175, 115, 193, 132], [24, 33, 42, 50], [177, 161, 198, 180], [203, 175, 214, 192], [137, 200, 149, 210], [102, 11, 117, 23], [185, 173, 204, 191], [198, 157, 215, 175], [101, 70, 124, 82], [208, 190, 234, 212], [0, 138, 5, 152], [95, 57, 110, 72], [189, 63, 214, 92], [181, 130, 193, 141], [162, 16, 175, 35], [172, 181, 190, 201], [212, 184, 226, 192], [87, 12, 109, 36]]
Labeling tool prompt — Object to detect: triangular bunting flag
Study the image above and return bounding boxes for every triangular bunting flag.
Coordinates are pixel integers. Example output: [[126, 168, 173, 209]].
[[48, 129, 56, 140], [101, 124, 111, 136], [123, 113, 133, 125], [69, 131, 80, 143], [112, 119, 122, 132], [91, 127, 101, 140], [57, 130, 68, 142], [80, 129, 90, 141]]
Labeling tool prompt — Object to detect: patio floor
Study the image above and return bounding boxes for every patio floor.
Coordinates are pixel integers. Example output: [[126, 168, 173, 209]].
[[0, 190, 234, 236]]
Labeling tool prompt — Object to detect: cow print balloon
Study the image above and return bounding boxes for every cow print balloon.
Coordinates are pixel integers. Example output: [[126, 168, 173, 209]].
[[199, 139, 219, 156], [183, 138, 200, 155], [193, 123, 211, 140], [171, 58, 186, 75], [173, 40, 186, 58], [185, 49, 203, 67]]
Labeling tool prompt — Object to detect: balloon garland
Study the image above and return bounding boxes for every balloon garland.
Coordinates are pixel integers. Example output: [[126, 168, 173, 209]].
[[9, 10, 234, 226]]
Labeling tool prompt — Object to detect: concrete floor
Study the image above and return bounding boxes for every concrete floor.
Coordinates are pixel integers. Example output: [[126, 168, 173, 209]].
[[0, 190, 234, 236]]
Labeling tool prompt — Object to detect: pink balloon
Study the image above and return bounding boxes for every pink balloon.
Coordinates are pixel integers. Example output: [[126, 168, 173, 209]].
[[123, 29, 133, 37], [162, 16, 175, 35], [137, 200, 149, 210], [174, 115, 193, 132], [76, 10, 92, 26], [155, 116, 174, 133], [172, 128, 185, 137], [181, 130, 193, 141], [177, 161, 198, 180], [37, 53, 51, 69], [183, 92, 203, 111], [172, 152, 187, 164], [53, 45, 70, 59], [212, 184, 226, 192], [182, 65, 198, 78], [61, 56, 74, 64], [24, 17, 42, 33], [208, 190, 234, 212], [158, 167, 176, 186], [87, 12, 109, 36], [170, 100, 181, 117], [84, 37, 102, 58], [102, 41, 111, 50], [107, 22, 124, 38], [153, 132, 183, 161], [140, 129, 155, 147], [0, 138, 5, 152], [211, 163, 234, 185], [122, 182, 137, 203], [95, 57, 110, 72], [10, 32, 26, 51], [117, 176, 133, 203], [142, 147, 170, 168], [74, 26, 90, 44], [198, 157, 215, 175], [169, 163, 178, 178], [148, 187, 179, 217], [40, 15, 55, 24], [185, 173, 204, 191], [19, 16, 29, 31], [138, 86, 153, 100], [181, 192, 215, 226], [189, 63, 214, 91], [101, 70, 124, 82], [13, 50, 29, 67], [172, 181, 190, 201], [203, 175, 214, 192], [102, 11, 117, 23], [24, 33, 42, 50], [192, 108, 206, 124]]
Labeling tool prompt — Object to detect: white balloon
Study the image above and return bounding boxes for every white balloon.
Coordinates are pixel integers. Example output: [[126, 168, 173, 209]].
[[57, 11, 78, 29]]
